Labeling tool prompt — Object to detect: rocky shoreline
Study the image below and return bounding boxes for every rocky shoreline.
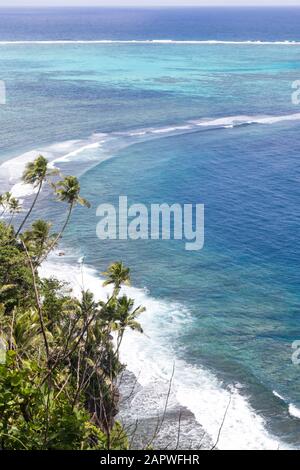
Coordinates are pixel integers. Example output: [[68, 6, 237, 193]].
[[118, 370, 214, 450]]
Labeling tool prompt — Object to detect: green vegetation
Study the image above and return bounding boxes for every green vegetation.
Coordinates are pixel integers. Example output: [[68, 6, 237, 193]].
[[0, 156, 144, 450]]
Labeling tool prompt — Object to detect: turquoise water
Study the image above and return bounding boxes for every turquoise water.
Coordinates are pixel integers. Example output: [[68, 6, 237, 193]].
[[1, 8, 300, 448]]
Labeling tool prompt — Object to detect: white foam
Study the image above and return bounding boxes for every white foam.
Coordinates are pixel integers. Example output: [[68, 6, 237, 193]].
[[289, 404, 300, 419], [121, 316, 284, 450], [10, 182, 39, 199], [273, 391, 285, 401], [0, 150, 53, 182], [0, 150, 54, 198], [0, 135, 106, 197], [2, 112, 300, 203], [151, 127, 179, 134], [256, 113, 300, 124], [129, 131, 147, 137], [39, 259, 288, 450], [151, 125, 193, 134], [192, 113, 300, 128], [0, 40, 300, 46], [52, 142, 102, 164], [192, 115, 252, 126]]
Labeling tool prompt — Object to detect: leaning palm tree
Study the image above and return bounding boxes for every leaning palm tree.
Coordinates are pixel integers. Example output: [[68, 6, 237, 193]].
[[41, 176, 90, 262], [16, 155, 52, 236]]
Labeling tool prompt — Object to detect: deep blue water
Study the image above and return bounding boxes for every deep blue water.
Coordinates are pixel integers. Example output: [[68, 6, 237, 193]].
[[0, 7, 300, 41], [0, 8, 300, 449]]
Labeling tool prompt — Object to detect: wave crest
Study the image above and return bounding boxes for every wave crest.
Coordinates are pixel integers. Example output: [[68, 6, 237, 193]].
[[2, 112, 300, 201], [39, 259, 286, 450]]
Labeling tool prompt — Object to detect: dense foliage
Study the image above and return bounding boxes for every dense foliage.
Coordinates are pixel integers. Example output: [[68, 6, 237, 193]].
[[0, 157, 144, 450]]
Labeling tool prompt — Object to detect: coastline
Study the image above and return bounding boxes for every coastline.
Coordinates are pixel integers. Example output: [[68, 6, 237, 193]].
[[39, 257, 213, 450], [118, 370, 213, 450], [39, 257, 285, 450], [0, 113, 300, 449], [3, 116, 300, 451], [1, 5, 300, 452]]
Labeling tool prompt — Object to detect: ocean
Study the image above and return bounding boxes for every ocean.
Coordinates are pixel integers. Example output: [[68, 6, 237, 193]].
[[0, 7, 300, 449]]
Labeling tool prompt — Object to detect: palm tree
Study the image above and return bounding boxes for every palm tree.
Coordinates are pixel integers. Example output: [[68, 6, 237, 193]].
[[7, 197, 22, 226], [102, 262, 131, 295], [16, 155, 51, 236], [0, 193, 6, 217], [114, 295, 144, 353], [22, 220, 56, 266], [0, 307, 42, 357], [41, 176, 90, 262], [117, 295, 144, 332], [0, 192, 16, 218]]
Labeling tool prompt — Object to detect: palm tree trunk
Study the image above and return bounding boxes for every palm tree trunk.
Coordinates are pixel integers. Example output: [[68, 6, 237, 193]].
[[16, 181, 43, 236], [21, 241, 50, 361], [40, 202, 74, 264], [8, 213, 14, 227], [0, 208, 7, 218]]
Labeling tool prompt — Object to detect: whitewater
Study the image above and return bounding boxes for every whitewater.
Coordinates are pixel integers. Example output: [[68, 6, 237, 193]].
[[2, 111, 300, 449], [2, 111, 300, 200], [39, 259, 287, 450]]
